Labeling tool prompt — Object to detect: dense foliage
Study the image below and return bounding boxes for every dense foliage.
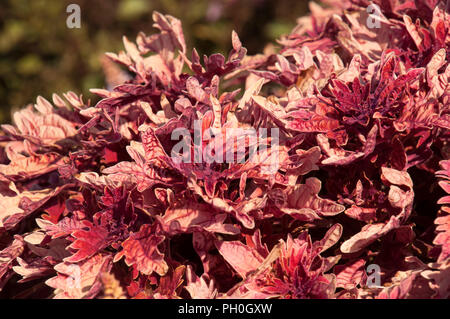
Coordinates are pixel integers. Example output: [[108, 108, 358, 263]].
[[0, 0, 449, 299], [0, 0, 302, 123]]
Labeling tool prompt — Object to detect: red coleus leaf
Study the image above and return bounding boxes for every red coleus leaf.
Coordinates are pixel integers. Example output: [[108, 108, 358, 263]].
[[286, 114, 340, 133], [40, 199, 66, 224], [114, 224, 168, 277], [154, 265, 186, 298], [334, 259, 366, 290], [36, 217, 86, 239], [64, 221, 110, 263]]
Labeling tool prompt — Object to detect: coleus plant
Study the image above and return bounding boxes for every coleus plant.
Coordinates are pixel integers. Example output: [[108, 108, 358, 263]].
[[0, 0, 449, 299]]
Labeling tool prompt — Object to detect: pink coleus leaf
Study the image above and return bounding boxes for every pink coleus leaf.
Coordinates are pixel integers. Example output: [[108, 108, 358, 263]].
[[316, 223, 343, 253], [36, 217, 86, 239], [281, 177, 345, 220], [159, 202, 239, 235], [12, 257, 54, 283], [215, 240, 264, 278], [46, 253, 112, 299], [421, 261, 450, 299], [340, 215, 402, 254], [0, 183, 68, 230], [184, 265, 218, 299], [376, 272, 417, 299], [381, 167, 413, 189], [345, 206, 377, 222], [10, 100, 77, 145], [0, 152, 64, 181], [0, 236, 25, 288]]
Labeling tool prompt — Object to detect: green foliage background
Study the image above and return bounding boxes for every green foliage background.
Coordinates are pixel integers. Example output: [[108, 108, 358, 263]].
[[0, 0, 309, 123]]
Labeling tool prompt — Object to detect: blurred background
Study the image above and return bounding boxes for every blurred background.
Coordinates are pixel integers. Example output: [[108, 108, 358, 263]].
[[0, 0, 310, 124]]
